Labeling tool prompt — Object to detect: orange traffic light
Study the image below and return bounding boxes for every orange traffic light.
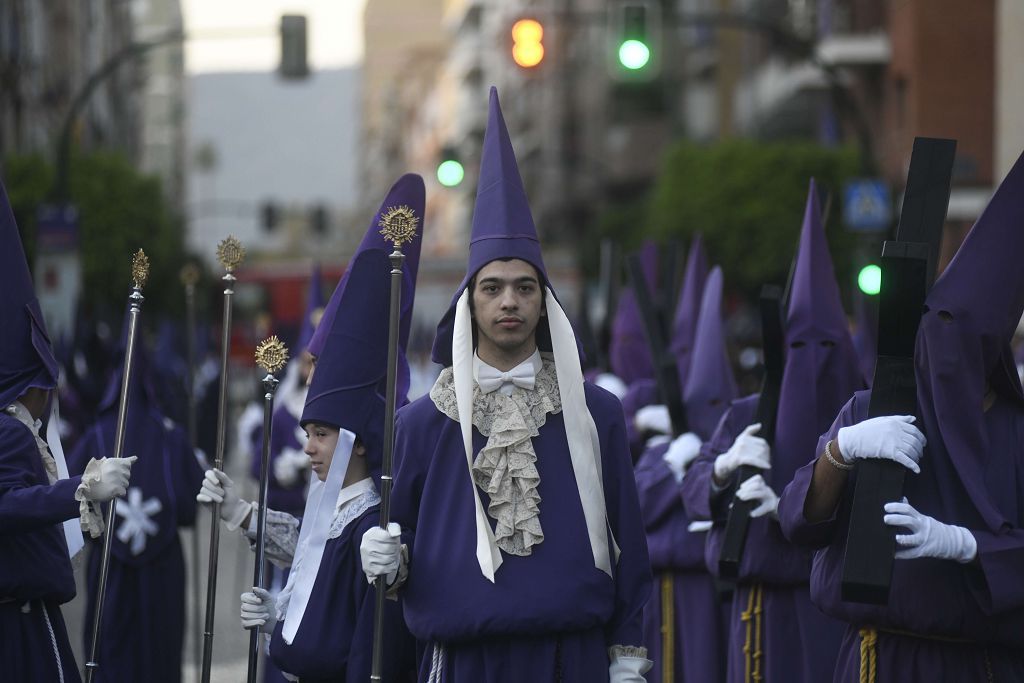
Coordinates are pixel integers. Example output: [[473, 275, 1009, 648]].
[[512, 18, 544, 68]]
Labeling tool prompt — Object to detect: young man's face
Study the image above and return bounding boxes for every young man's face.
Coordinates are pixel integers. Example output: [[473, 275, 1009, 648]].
[[471, 259, 544, 365]]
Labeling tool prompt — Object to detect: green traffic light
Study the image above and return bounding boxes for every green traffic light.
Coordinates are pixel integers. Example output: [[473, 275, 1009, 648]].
[[437, 160, 465, 188], [858, 264, 882, 295], [618, 39, 650, 70]]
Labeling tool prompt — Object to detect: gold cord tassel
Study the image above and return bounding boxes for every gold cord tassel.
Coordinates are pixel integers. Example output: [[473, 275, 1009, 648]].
[[752, 585, 764, 682], [660, 573, 675, 683], [858, 628, 877, 683]]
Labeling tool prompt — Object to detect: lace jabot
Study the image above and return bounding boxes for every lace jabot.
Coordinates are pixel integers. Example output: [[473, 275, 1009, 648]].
[[430, 352, 561, 557]]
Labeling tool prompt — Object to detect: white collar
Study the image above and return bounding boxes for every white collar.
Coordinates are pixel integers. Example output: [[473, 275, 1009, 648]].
[[5, 401, 41, 436], [336, 477, 375, 509]]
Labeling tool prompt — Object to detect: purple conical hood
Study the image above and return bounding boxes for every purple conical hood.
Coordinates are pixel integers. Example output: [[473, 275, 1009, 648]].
[[433, 87, 576, 366], [297, 261, 324, 352], [301, 174, 425, 472], [670, 233, 708, 388], [773, 179, 863, 489], [0, 176, 59, 408], [682, 267, 737, 439], [608, 241, 659, 384], [913, 150, 1024, 533]]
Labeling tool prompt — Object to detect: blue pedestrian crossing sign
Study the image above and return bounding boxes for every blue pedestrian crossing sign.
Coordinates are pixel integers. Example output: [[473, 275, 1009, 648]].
[[843, 180, 891, 232]]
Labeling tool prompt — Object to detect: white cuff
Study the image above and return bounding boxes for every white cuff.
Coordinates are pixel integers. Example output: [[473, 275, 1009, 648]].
[[74, 459, 105, 538], [225, 500, 256, 532]]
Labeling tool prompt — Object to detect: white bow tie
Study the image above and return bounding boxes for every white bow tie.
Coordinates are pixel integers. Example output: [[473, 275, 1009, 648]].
[[476, 362, 536, 394]]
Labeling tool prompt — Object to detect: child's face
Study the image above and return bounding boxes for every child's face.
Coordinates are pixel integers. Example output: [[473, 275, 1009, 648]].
[[303, 422, 340, 482]]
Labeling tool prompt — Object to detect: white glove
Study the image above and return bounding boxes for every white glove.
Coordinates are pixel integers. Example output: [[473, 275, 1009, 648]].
[[635, 404, 672, 436], [196, 469, 251, 529], [687, 520, 713, 533], [240, 587, 278, 633], [836, 415, 925, 474], [713, 423, 771, 481], [884, 498, 977, 563], [82, 456, 138, 502], [609, 652, 653, 683], [360, 522, 402, 584], [735, 474, 779, 519], [662, 432, 702, 483], [273, 447, 310, 487]]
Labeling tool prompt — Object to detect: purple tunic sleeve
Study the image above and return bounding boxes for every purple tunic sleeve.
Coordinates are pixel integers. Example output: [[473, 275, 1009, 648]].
[[777, 391, 868, 549], [0, 419, 80, 533], [968, 528, 1024, 615], [634, 442, 679, 528]]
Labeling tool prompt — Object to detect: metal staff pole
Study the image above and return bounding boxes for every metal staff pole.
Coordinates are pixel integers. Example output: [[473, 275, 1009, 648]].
[[84, 249, 150, 682], [370, 207, 419, 681], [246, 337, 288, 682], [201, 236, 246, 683], [180, 262, 203, 683]]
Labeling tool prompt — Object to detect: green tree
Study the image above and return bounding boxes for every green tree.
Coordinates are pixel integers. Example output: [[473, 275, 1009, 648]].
[[3, 151, 190, 318], [645, 139, 862, 295]]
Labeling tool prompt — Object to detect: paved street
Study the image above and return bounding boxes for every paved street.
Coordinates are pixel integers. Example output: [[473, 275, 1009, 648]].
[[64, 453, 261, 682]]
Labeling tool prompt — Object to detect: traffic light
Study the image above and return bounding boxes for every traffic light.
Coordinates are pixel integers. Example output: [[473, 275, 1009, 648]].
[[437, 146, 465, 188], [511, 18, 545, 69], [280, 14, 309, 79], [261, 202, 279, 232], [310, 205, 328, 235], [857, 264, 882, 295], [608, 1, 661, 81]]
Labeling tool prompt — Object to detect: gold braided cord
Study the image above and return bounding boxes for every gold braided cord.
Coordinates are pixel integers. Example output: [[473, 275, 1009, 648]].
[[660, 573, 674, 683], [752, 585, 764, 682], [859, 628, 877, 683], [741, 585, 756, 683]]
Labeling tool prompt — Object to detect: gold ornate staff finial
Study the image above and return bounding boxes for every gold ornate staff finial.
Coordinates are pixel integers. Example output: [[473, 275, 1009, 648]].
[[378, 205, 419, 248], [216, 235, 246, 272], [131, 249, 150, 289], [255, 336, 289, 375], [179, 262, 201, 287]]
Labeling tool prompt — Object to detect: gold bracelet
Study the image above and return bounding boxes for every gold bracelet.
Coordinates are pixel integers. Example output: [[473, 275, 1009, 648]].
[[824, 439, 853, 471]]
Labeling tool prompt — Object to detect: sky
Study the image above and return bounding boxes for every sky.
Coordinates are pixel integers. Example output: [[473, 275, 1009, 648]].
[[181, 0, 367, 73]]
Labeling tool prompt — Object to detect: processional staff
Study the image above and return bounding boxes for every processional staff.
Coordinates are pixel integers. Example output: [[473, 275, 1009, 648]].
[[370, 204, 420, 682], [179, 261, 204, 681], [246, 336, 289, 683], [84, 249, 150, 683], [201, 235, 246, 683]]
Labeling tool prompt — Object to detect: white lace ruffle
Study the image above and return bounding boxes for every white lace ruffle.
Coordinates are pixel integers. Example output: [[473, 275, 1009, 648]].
[[275, 486, 380, 621], [74, 458, 106, 538], [430, 353, 561, 557]]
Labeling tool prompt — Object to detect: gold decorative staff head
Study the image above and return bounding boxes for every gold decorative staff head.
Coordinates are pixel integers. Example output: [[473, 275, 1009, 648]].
[[378, 205, 419, 248], [216, 235, 246, 272], [255, 335, 289, 375], [131, 249, 150, 289], [179, 262, 201, 287]]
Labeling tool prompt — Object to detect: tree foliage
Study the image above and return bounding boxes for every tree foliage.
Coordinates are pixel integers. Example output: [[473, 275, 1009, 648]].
[[644, 139, 863, 294], [3, 151, 189, 318]]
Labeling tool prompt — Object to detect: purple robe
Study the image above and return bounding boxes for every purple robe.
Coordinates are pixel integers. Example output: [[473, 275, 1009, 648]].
[[268, 505, 414, 682], [390, 383, 652, 682], [68, 409, 204, 683], [684, 395, 847, 683], [0, 412, 83, 683], [777, 390, 1024, 680], [635, 439, 724, 683]]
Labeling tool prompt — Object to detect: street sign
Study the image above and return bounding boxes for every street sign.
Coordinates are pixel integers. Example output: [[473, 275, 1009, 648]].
[[843, 180, 891, 232], [36, 203, 80, 251]]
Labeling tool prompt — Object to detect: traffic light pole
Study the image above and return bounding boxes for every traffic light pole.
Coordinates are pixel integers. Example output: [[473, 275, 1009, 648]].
[[50, 26, 284, 203]]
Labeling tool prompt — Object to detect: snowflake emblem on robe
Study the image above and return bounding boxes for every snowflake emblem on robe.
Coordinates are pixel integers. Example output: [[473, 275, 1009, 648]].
[[115, 487, 163, 556]]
